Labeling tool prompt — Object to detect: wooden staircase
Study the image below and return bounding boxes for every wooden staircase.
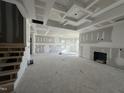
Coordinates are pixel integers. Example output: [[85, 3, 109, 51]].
[[0, 43, 25, 93]]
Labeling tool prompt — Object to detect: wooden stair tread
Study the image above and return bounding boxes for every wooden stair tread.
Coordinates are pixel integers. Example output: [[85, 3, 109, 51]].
[[0, 56, 22, 60], [0, 51, 24, 53], [0, 81, 14, 93], [0, 70, 18, 76], [0, 81, 14, 86], [0, 43, 25, 47], [0, 62, 20, 67], [0, 79, 15, 85]]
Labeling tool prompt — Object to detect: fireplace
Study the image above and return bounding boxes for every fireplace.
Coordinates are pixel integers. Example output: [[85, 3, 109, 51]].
[[94, 52, 107, 64]]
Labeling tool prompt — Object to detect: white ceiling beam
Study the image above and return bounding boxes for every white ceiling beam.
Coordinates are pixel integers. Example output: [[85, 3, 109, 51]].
[[85, 0, 99, 10], [80, 7, 93, 15], [78, 15, 91, 22], [78, 3, 124, 31], [78, 0, 124, 31], [80, 19, 124, 33], [43, 0, 56, 25], [92, 0, 124, 17], [52, 8, 66, 14]]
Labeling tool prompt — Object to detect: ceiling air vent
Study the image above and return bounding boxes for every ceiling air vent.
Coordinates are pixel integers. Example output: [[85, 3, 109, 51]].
[[32, 19, 44, 25]]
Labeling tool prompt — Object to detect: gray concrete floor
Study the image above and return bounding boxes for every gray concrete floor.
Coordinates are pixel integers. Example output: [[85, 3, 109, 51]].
[[15, 54, 124, 93]]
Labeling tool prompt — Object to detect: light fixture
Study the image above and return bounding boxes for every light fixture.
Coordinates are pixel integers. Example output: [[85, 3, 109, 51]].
[[75, 13, 78, 16]]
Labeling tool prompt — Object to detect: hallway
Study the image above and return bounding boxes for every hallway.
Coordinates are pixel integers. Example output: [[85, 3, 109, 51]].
[[15, 55, 124, 93]]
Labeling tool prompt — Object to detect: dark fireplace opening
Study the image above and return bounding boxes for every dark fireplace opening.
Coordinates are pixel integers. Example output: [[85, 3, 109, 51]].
[[94, 52, 107, 64]]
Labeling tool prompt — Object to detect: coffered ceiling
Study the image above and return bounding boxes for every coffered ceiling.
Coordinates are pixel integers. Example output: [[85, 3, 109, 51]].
[[3, 0, 124, 34], [33, 0, 124, 32]]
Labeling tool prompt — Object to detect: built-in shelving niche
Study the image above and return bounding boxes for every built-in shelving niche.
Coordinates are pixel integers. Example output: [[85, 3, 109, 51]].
[[80, 26, 113, 44]]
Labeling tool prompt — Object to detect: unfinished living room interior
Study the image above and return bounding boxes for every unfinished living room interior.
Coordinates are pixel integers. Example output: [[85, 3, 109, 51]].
[[0, 0, 124, 93]]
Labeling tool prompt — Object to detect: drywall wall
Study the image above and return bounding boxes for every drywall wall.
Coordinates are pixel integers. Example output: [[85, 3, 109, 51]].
[[79, 21, 124, 69], [34, 35, 79, 54]]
